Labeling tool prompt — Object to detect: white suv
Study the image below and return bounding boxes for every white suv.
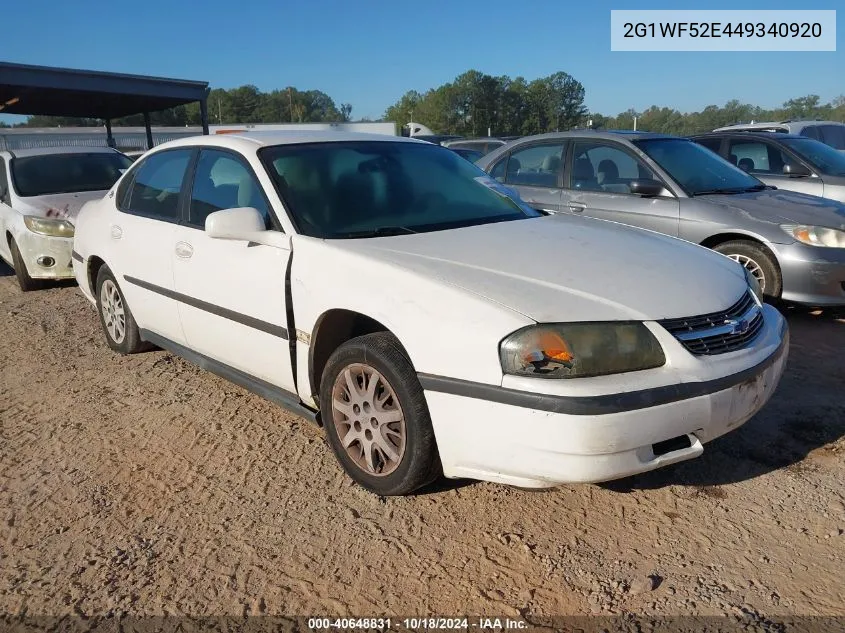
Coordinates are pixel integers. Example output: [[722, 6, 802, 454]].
[[713, 120, 845, 151], [0, 146, 131, 290], [71, 132, 788, 495]]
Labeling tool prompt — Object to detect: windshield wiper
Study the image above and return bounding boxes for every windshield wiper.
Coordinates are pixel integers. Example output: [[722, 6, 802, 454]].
[[338, 226, 419, 239], [692, 184, 769, 196]]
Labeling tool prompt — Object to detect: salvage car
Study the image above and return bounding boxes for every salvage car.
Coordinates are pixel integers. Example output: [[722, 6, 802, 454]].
[[0, 146, 131, 290], [72, 132, 788, 495], [691, 131, 845, 204], [478, 131, 845, 306]]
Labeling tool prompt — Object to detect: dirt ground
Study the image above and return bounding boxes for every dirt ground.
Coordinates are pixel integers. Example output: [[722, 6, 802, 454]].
[[1, 260, 844, 626]]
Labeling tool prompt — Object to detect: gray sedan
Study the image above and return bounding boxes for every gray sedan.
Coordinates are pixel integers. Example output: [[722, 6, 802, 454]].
[[477, 130, 845, 306], [691, 131, 845, 204]]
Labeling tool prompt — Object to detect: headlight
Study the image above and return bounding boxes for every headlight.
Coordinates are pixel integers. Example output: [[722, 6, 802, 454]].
[[24, 216, 75, 238], [744, 266, 762, 300], [499, 322, 665, 379], [781, 224, 845, 248]]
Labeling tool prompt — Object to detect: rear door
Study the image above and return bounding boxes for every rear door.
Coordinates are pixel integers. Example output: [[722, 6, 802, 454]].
[[489, 141, 567, 213], [171, 148, 296, 391], [111, 148, 194, 345], [725, 137, 824, 197], [0, 157, 13, 265], [561, 139, 680, 236]]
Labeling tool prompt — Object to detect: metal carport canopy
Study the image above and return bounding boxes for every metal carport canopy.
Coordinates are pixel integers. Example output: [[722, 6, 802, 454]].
[[0, 61, 210, 146]]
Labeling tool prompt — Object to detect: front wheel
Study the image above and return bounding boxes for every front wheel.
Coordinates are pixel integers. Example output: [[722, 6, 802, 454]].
[[10, 238, 40, 292], [713, 240, 782, 301], [319, 332, 441, 496]]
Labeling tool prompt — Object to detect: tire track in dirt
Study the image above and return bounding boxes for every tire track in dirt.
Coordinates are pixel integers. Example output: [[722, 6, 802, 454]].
[[1, 273, 844, 617]]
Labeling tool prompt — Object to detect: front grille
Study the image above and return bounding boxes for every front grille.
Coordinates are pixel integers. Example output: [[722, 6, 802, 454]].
[[659, 291, 764, 355]]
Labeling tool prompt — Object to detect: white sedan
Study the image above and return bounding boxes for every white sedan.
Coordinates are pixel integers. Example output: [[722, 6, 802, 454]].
[[0, 146, 131, 291], [71, 132, 788, 495]]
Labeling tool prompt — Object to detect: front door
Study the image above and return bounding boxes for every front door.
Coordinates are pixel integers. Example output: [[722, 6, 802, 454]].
[[171, 148, 295, 392], [561, 140, 680, 236], [726, 137, 825, 198], [490, 141, 567, 213]]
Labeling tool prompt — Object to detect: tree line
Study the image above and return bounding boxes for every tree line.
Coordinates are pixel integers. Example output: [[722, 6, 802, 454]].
[[0, 86, 353, 128], [2, 69, 843, 137]]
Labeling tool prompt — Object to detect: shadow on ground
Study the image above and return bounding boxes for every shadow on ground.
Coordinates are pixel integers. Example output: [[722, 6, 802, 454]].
[[605, 305, 845, 492]]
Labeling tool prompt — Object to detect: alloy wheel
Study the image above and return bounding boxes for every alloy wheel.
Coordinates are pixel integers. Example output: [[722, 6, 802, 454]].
[[100, 279, 126, 344], [330, 363, 406, 476], [726, 253, 766, 292]]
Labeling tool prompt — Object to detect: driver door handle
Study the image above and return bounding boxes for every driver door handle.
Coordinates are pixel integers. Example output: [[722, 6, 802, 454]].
[[568, 202, 587, 213], [175, 242, 194, 259]]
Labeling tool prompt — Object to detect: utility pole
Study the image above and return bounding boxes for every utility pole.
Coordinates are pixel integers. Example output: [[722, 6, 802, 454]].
[[288, 87, 293, 123]]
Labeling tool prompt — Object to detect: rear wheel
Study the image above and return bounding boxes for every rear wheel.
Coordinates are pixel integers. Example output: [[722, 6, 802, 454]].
[[9, 238, 40, 292], [95, 265, 147, 354], [713, 240, 782, 300], [319, 332, 441, 496]]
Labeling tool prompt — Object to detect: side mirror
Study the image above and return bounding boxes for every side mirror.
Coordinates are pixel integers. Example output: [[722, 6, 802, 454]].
[[205, 207, 266, 240], [783, 163, 811, 177], [629, 179, 666, 197]]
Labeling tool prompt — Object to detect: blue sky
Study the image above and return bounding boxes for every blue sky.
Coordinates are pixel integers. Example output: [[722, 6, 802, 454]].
[[1, 0, 842, 123]]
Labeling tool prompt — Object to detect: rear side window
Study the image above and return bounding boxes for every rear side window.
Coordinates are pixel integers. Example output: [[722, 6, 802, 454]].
[[122, 150, 192, 222], [189, 150, 272, 229], [0, 158, 9, 205], [818, 125, 845, 150], [504, 143, 566, 188]]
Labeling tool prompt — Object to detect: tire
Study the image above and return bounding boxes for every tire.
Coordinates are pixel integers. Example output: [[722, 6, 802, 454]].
[[319, 332, 441, 496], [10, 238, 41, 292], [95, 265, 147, 354], [713, 240, 782, 300]]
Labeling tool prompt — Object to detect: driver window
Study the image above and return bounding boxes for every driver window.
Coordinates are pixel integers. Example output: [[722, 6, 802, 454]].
[[189, 150, 272, 229], [570, 141, 657, 194]]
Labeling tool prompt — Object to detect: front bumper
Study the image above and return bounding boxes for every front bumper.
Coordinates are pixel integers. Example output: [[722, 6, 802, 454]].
[[422, 307, 788, 488], [774, 241, 845, 306], [15, 230, 75, 280]]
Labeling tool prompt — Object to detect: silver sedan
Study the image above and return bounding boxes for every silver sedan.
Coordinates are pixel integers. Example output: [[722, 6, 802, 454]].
[[477, 130, 845, 307]]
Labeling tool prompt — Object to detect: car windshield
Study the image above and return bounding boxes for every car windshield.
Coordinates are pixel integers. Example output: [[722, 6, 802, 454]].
[[260, 141, 539, 238], [780, 137, 845, 176], [634, 138, 764, 196], [11, 152, 132, 197]]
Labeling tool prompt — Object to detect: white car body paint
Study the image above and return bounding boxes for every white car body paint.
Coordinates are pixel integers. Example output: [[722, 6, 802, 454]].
[[0, 147, 125, 281], [72, 132, 789, 488]]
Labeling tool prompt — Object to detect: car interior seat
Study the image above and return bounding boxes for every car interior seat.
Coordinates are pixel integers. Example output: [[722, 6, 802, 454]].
[[738, 157, 755, 172], [572, 158, 598, 190], [728, 154, 738, 166]]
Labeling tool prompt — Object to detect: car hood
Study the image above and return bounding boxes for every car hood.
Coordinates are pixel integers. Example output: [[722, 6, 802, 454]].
[[13, 191, 108, 223], [693, 189, 845, 229], [330, 215, 748, 322]]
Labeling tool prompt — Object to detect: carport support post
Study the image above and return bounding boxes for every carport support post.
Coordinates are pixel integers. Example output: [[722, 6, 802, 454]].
[[143, 112, 153, 150], [200, 97, 209, 135], [105, 119, 116, 149]]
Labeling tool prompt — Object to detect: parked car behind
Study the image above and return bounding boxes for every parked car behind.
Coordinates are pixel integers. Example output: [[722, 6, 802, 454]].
[[448, 146, 486, 163], [0, 146, 131, 290], [477, 130, 845, 307], [691, 131, 845, 203], [712, 120, 845, 151], [443, 138, 507, 156], [72, 132, 787, 495]]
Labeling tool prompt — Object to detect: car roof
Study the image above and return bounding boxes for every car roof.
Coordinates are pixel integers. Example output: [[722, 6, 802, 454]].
[[1, 145, 124, 158], [713, 120, 845, 132], [692, 131, 808, 141], [148, 131, 422, 154], [512, 130, 675, 142]]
